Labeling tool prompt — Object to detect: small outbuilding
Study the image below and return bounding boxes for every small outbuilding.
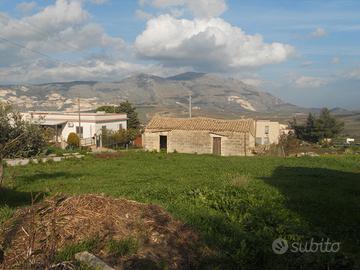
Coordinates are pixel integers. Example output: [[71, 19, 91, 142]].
[[143, 117, 256, 156]]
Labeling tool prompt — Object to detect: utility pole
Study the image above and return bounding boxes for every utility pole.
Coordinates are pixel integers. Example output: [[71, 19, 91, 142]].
[[189, 92, 192, 118], [77, 98, 82, 139]]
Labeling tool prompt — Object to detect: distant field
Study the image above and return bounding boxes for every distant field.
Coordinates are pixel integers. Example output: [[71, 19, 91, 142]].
[[1, 152, 360, 269]]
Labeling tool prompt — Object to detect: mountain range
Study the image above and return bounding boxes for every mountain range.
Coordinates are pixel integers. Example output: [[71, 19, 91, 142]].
[[0, 72, 304, 118]]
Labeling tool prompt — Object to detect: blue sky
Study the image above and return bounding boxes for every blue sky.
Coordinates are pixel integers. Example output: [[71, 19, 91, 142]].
[[0, 0, 359, 109]]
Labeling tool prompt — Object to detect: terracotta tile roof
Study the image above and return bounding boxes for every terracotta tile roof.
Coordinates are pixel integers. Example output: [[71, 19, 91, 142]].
[[146, 117, 255, 135]]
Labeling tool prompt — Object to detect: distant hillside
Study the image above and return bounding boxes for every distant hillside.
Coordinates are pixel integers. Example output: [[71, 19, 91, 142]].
[[0, 72, 304, 117]]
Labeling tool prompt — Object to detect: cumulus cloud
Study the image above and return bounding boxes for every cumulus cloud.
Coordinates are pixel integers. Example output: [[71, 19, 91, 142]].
[[294, 76, 328, 88], [135, 15, 294, 71], [16, 1, 38, 13], [311, 27, 327, 38], [0, 57, 189, 83], [0, 0, 124, 67], [141, 0, 227, 18]]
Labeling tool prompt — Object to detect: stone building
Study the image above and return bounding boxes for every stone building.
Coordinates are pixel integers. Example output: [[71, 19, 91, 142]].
[[143, 117, 256, 156]]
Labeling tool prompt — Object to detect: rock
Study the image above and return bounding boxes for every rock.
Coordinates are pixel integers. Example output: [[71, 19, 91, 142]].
[[75, 251, 114, 270], [52, 157, 62, 162], [306, 152, 319, 157]]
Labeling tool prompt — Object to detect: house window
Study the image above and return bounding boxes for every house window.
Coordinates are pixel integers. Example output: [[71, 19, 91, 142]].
[[264, 137, 270, 145], [265, 125, 269, 135], [76, 126, 83, 136], [256, 137, 262, 145], [119, 124, 123, 130]]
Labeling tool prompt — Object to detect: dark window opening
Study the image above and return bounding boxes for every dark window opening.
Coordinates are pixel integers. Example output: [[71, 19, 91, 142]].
[[160, 135, 167, 151], [76, 126, 83, 136]]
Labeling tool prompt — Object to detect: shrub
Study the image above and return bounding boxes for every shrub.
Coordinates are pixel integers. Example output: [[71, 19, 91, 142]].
[[67, 133, 80, 149]]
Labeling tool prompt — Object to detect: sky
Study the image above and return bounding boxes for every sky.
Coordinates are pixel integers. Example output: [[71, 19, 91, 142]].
[[0, 0, 359, 109]]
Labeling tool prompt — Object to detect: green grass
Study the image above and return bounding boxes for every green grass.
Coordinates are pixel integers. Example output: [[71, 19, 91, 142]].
[[1, 151, 360, 269], [55, 236, 101, 262], [106, 237, 138, 257]]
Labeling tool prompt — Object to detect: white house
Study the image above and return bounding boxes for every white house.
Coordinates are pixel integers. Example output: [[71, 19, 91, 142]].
[[255, 120, 288, 145], [22, 111, 127, 146]]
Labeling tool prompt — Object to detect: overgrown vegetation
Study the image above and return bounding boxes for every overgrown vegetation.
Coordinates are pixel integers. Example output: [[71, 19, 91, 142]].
[[0, 103, 46, 186], [1, 152, 359, 269], [97, 101, 141, 148], [96, 101, 140, 130], [290, 108, 344, 143]]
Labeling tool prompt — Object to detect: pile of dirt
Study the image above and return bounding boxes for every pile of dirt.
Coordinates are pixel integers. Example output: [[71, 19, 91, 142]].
[[0, 195, 201, 269]]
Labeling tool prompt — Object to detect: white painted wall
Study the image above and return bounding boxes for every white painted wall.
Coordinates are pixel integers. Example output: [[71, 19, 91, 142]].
[[22, 111, 127, 142], [255, 120, 281, 145]]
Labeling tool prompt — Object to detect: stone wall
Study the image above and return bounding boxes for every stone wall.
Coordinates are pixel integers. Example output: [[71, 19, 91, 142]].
[[144, 129, 255, 156]]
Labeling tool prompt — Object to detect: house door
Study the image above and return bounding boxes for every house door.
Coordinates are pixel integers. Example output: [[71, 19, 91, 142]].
[[160, 135, 167, 151], [213, 137, 221, 155]]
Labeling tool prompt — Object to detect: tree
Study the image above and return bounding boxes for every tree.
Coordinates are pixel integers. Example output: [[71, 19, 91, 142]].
[[0, 103, 46, 186], [304, 113, 318, 143], [96, 101, 140, 130], [315, 108, 344, 140], [95, 105, 117, 113], [117, 101, 140, 130], [67, 132, 80, 149], [290, 108, 344, 143]]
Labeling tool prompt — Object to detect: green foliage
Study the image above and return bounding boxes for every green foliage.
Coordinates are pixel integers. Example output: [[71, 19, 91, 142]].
[[67, 132, 80, 148], [55, 236, 101, 262], [290, 108, 344, 143], [0, 103, 46, 159], [2, 152, 360, 269], [96, 101, 140, 130], [106, 237, 138, 256], [0, 205, 14, 226], [101, 128, 140, 148]]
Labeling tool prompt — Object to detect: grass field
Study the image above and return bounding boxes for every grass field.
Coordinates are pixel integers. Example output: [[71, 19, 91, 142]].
[[1, 152, 360, 269]]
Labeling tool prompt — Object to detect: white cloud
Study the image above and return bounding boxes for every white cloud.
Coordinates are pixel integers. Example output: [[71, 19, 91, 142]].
[[135, 9, 154, 20], [348, 68, 360, 79], [16, 1, 38, 13], [135, 15, 294, 71], [141, 0, 227, 18], [311, 27, 327, 38], [294, 76, 328, 88], [0, 0, 124, 67], [332, 57, 340, 64]]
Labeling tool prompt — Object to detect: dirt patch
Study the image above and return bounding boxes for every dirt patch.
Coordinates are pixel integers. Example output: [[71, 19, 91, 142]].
[[0, 195, 201, 269], [94, 152, 123, 159]]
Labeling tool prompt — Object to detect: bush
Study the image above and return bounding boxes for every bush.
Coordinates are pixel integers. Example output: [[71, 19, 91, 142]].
[[67, 133, 80, 149]]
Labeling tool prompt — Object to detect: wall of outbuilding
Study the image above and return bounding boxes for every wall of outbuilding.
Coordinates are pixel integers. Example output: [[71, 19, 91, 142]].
[[143, 129, 255, 156]]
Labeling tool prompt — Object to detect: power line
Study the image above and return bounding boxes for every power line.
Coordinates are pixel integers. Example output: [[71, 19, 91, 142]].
[[0, 34, 94, 75], [0, 35, 56, 61], [0, 13, 84, 55]]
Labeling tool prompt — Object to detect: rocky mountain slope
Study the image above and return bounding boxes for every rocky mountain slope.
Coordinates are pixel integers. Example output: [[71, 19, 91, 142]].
[[0, 72, 300, 114]]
